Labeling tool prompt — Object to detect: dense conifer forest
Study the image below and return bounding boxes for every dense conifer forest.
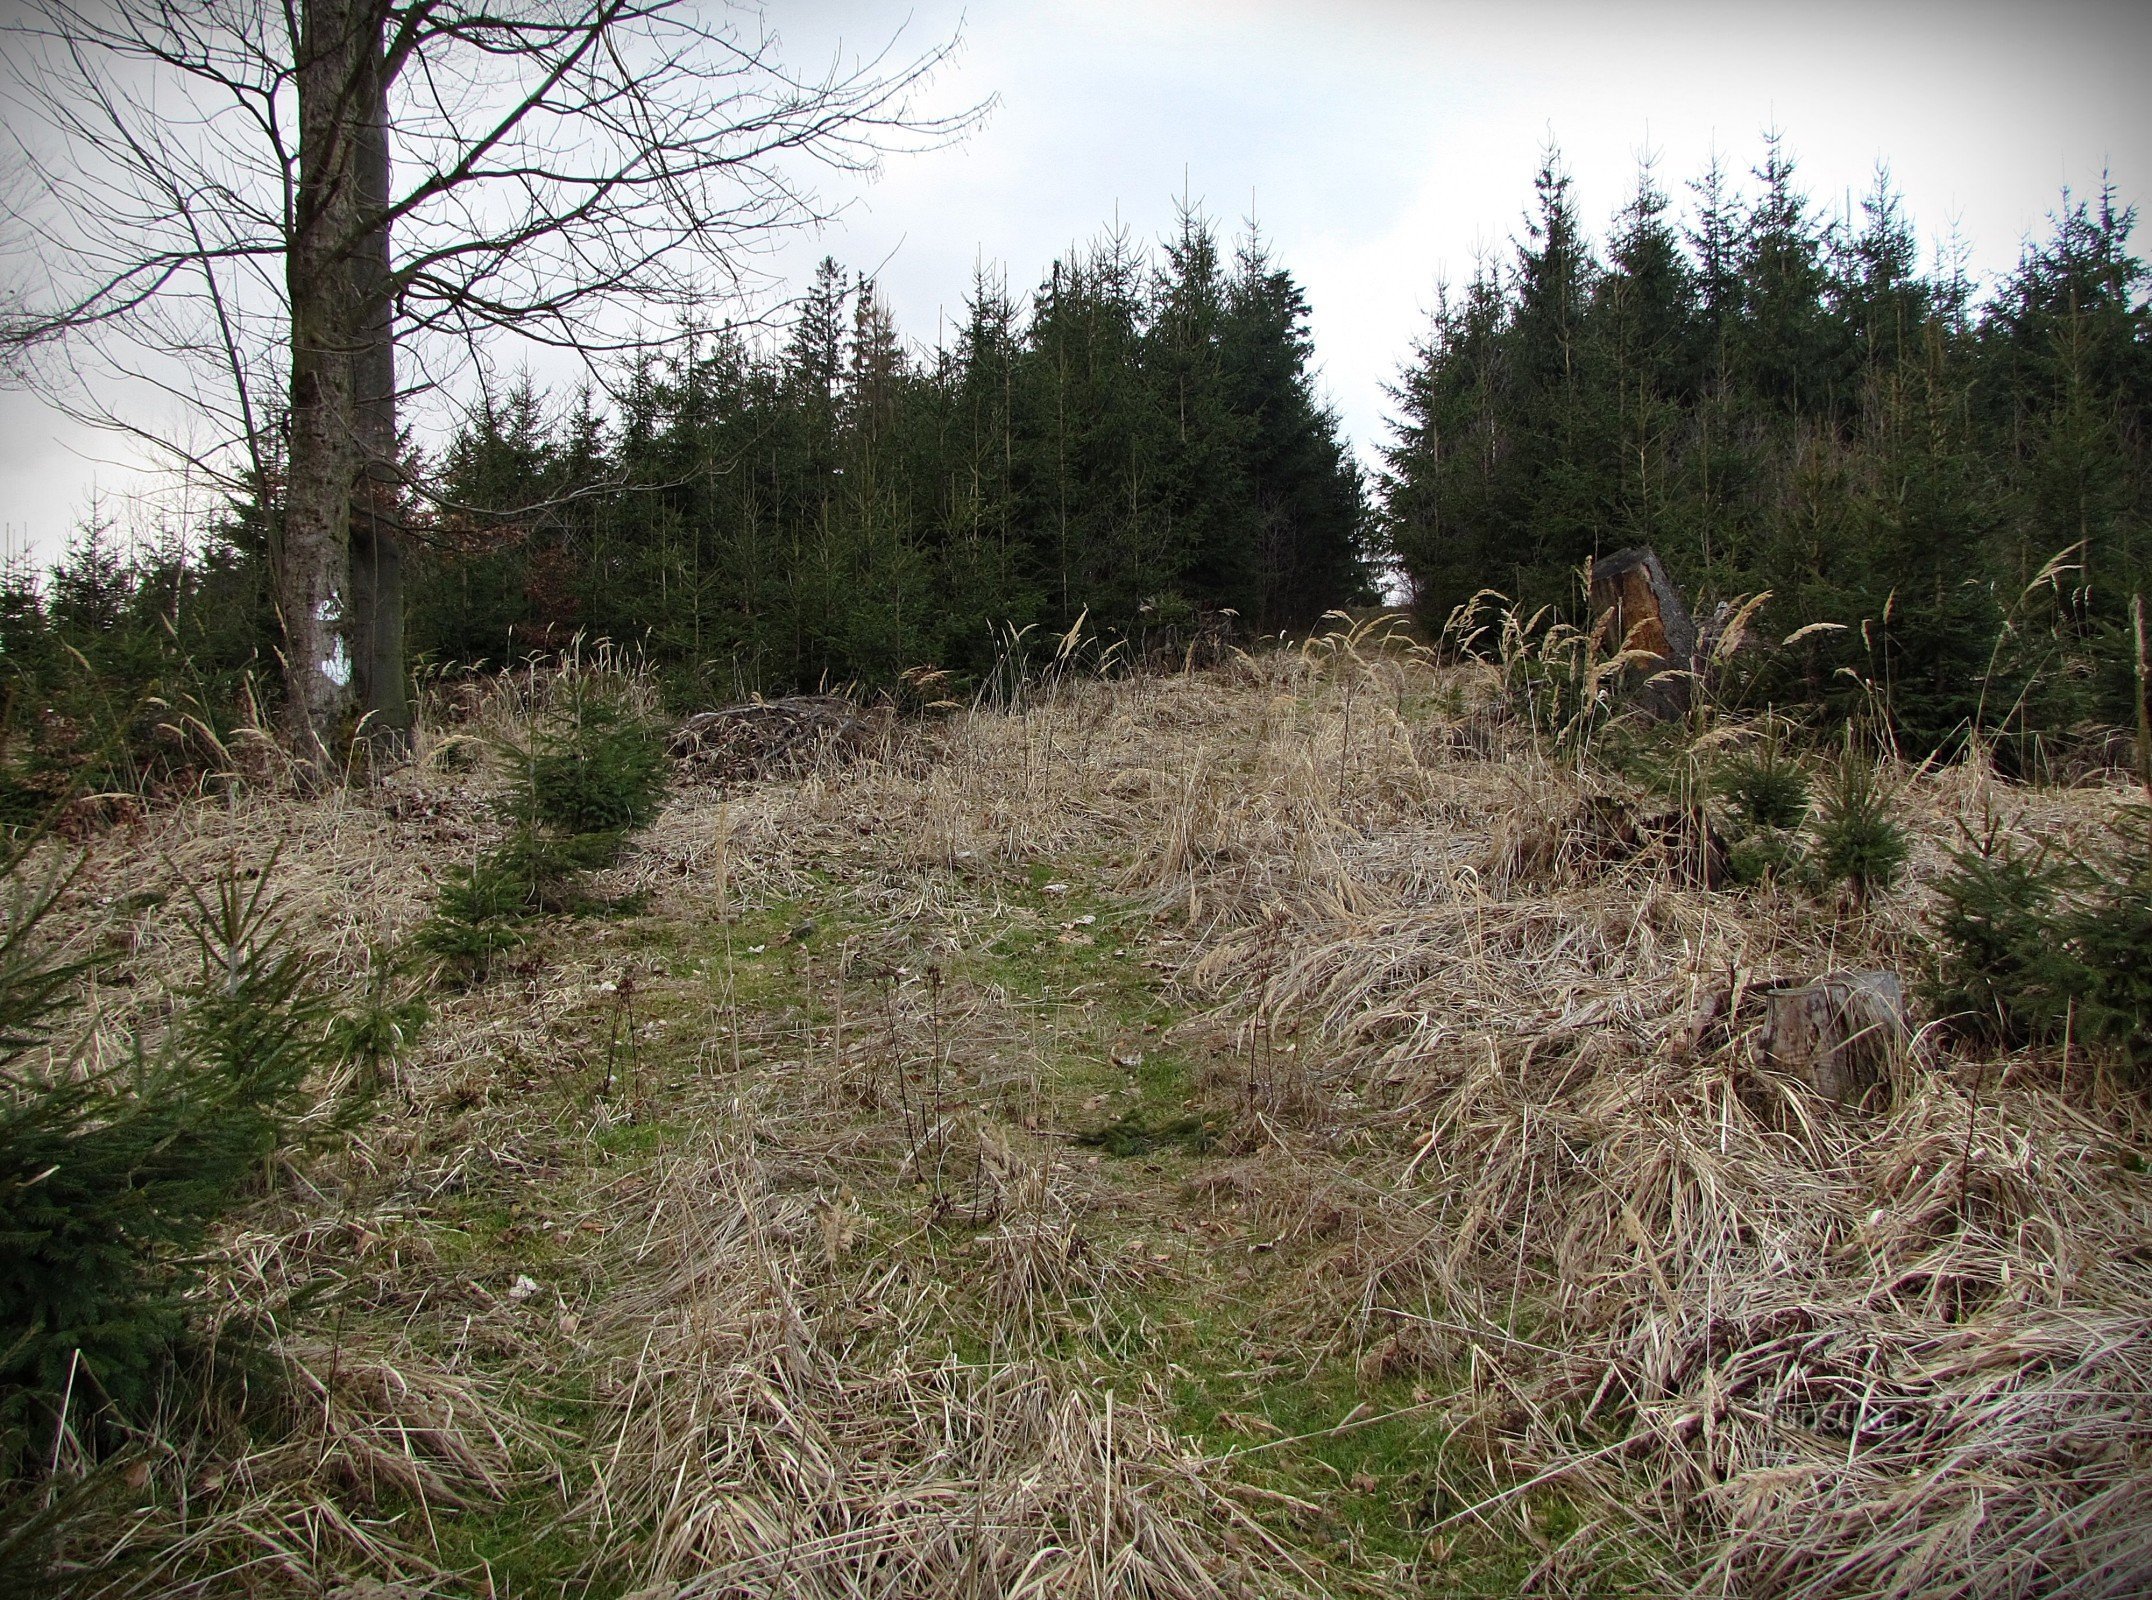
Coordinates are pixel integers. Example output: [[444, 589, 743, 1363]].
[[1385, 142, 2151, 763], [409, 212, 1370, 703]]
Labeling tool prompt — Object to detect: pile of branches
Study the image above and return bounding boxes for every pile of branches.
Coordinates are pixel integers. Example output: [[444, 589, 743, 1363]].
[[670, 697, 890, 784]]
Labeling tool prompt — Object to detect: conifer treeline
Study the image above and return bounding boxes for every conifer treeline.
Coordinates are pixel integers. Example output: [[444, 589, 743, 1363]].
[[4, 146, 2147, 802], [413, 212, 1370, 701], [1382, 139, 2151, 758]]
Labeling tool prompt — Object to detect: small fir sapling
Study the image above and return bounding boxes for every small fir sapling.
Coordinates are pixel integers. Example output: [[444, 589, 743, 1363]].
[[421, 678, 668, 977], [1717, 740, 1813, 830], [0, 851, 410, 1451], [1815, 746, 1909, 901], [1716, 736, 1815, 886], [506, 685, 670, 839], [1927, 819, 2077, 1043], [1929, 807, 2152, 1067], [2067, 814, 2152, 1064]]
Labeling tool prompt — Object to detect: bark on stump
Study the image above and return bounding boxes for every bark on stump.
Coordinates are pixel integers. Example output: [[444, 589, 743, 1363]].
[[1590, 546, 1697, 718], [1758, 970, 1907, 1106]]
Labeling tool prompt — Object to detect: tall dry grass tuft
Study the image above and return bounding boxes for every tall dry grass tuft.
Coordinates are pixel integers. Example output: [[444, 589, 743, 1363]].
[[680, 613, 2145, 1593], [59, 1334, 534, 1599]]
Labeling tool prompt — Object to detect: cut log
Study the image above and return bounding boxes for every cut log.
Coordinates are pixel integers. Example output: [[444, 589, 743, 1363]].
[[1590, 546, 1697, 717], [1758, 970, 1907, 1106]]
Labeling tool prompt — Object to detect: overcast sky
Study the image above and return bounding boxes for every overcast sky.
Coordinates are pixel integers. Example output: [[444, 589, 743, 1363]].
[[4, 0, 2149, 563]]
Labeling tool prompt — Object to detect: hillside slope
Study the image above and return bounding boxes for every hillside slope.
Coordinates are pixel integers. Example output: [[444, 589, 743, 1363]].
[[41, 637, 2152, 1598]]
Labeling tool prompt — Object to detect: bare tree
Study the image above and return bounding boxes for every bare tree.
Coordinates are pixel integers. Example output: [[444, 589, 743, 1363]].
[[2, 0, 973, 763]]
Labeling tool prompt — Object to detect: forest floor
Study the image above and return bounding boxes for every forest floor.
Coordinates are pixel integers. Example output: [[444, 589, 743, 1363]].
[[49, 633, 2152, 1598]]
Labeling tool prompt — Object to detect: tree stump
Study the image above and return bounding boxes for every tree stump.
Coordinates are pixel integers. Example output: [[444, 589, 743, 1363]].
[[1590, 546, 1697, 718], [1758, 971, 1907, 1106]]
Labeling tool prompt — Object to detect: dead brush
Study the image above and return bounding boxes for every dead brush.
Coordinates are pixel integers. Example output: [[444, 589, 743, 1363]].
[[1174, 964, 1336, 1137], [38, 634, 2145, 1598], [266, 1335, 523, 1510], [872, 966, 1002, 1221], [195, 1209, 551, 1495], [1188, 889, 1694, 1081], [670, 695, 895, 786], [568, 647, 2147, 1595], [5, 683, 605, 1598], [582, 1132, 1294, 1599], [80, 1173, 555, 1592], [1226, 1011, 1331, 1128], [1183, 1157, 1370, 1254], [1206, 1000, 2150, 1595], [976, 609, 1129, 716], [1440, 591, 1664, 767]]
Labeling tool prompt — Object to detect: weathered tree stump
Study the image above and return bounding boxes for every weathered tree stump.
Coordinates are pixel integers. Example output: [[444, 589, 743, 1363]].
[[1758, 970, 1907, 1106], [1590, 546, 1698, 718]]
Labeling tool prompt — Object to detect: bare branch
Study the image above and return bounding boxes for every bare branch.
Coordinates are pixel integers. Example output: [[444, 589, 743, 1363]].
[[5, 0, 980, 390], [0, 0, 982, 755]]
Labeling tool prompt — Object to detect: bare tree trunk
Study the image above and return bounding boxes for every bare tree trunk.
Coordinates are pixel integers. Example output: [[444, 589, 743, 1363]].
[[280, 0, 370, 766], [2132, 593, 2149, 800], [348, 19, 409, 750]]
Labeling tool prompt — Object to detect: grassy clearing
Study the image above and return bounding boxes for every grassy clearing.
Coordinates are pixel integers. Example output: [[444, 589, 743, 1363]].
[[24, 633, 2152, 1597]]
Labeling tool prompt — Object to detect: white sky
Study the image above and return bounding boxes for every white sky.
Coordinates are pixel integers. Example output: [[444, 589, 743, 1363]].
[[4, 0, 2148, 563]]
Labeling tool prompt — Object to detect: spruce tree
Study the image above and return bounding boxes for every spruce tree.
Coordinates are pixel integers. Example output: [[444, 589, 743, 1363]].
[[1593, 162, 1700, 567], [1223, 229, 1369, 631], [1146, 206, 1254, 621]]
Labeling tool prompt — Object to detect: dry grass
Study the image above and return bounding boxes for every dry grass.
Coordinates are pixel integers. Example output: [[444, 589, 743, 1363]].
[[1146, 635, 2152, 1599], [577, 1133, 1262, 1598], [22, 626, 2151, 1597]]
